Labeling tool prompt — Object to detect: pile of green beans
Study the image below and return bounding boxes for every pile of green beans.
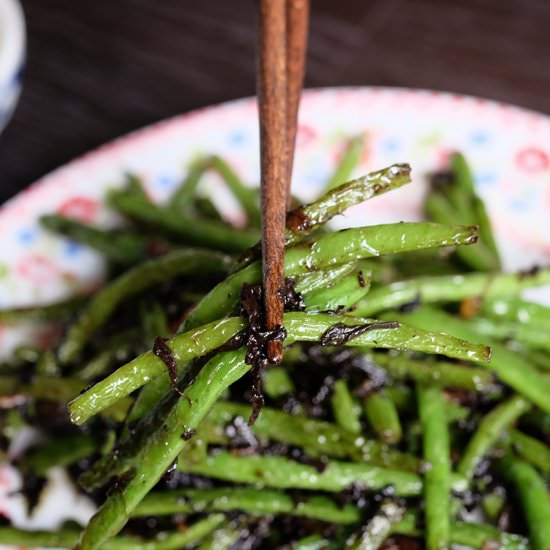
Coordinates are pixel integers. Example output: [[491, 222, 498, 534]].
[[0, 147, 549, 550]]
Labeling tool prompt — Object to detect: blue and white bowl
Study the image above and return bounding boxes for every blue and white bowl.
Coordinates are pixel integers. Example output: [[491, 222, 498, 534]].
[[0, 0, 25, 133]]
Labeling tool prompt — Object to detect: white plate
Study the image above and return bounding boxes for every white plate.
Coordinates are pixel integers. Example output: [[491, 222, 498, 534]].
[[0, 87, 549, 544]]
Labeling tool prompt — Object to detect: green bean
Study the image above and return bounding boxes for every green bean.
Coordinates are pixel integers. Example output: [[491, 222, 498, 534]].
[[451, 523, 529, 550], [89, 341, 401, 550], [409, 400, 473, 430], [182, 222, 478, 331], [85, 399, 420, 492], [449, 154, 500, 266], [171, 156, 261, 226], [425, 192, 498, 272], [133, 488, 360, 524], [289, 163, 411, 245], [278, 343, 309, 366], [100, 429, 117, 457], [0, 515, 224, 550], [193, 196, 223, 220], [41, 214, 154, 265], [126, 287, 239, 421], [417, 385, 451, 550], [358, 258, 399, 284], [59, 248, 233, 363], [180, 451, 423, 496], [389, 510, 421, 538], [35, 350, 59, 377], [205, 401, 419, 471], [69, 317, 245, 425], [263, 367, 295, 399], [393, 511, 529, 550], [453, 229, 500, 272], [367, 352, 496, 391], [330, 379, 362, 434], [505, 429, 550, 472], [379, 250, 455, 280], [13, 345, 42, 363], [81, 321, 436, 549], [0, 408, 26, 443], [291, 534, 331, 549], [445, 152, 477, 224], [445, 401, 471, 424], [472, 195, 501, 265], [77, 334, 140, 382], [403, 420, 423, 457], [424, 190, 468, 244], [24, 434, 96, 475], [498, 454, 550, 550], [384, 385, 414, 412], [521, 347, 550, 372], [353, 268, 550, 317], [141, 300, 170, 343], [468, 316, 550, 352], [108, 187, 259, 252], [205, 155, 261, 226], [362, 391, 402, 444], [0, 374, 85, 403], [0, 527, 88, 549], [0, 374, 132, 425], [449, 151, 475, 194], [0, 527, 82, 548], [0, 296, 85, 324], [324, 134, 365, 191], [305, 266, 371, 312], [479, 296, 550, 326], [236, 162, 411, 269], [77, 349, 249, 550], [428, 151, 501, 270], [383, 306, 550, 414], [70, 311, 489, 425], [457, 396, 531, 481], [218, 387, 469, 462], [169, 157, 209, 212], [482, 489, 506, 521], [163, 516, 228, 549], [293, 263, 357, 294], [521, 410, 550, 443], [123, 363, 183, 426], [123, 173, 150, 198]]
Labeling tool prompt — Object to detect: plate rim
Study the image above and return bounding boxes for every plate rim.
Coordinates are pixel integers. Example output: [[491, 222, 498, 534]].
[[2, 84, 550, 217]]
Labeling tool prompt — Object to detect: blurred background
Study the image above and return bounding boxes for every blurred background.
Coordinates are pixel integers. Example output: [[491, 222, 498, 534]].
[[1, 0, 550, 203]]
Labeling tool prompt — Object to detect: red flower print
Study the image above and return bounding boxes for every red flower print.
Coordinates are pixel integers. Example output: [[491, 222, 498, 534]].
[[295, 125, 317, 148], [58, 197, 98, 223], [17, 255, 59, 285], [515, 148, 550, 174]]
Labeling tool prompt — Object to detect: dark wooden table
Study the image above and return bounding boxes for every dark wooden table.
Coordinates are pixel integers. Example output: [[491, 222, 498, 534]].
[[1, 0, 550, 203]]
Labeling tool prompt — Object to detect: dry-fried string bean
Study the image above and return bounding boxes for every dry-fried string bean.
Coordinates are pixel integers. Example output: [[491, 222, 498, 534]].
[[133, 488, 360, 524], [1, 150, 548, 550], [417, 385, 451, 550], [59, 248, 233, 363], [383, 307, 550, 413], [70, 311, 489, 424]]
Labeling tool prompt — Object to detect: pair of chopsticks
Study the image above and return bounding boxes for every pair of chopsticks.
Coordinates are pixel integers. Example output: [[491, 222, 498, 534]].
[[258, 0, 309, 364]]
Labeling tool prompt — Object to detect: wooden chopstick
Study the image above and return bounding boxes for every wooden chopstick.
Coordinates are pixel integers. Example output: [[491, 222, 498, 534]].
[[258, 0, 309, 364], [258, 0, 289, 364], [285, 0, 310, 208]]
